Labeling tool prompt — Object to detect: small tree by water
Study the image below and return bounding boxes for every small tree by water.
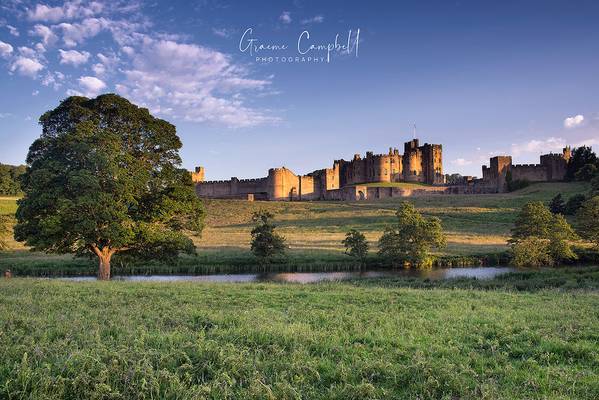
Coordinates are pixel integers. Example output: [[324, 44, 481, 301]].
[[510, 201, 577, 266], [378, 202, 446, 268], [342, 229, 369, 266], [250, 211, 287, 264]]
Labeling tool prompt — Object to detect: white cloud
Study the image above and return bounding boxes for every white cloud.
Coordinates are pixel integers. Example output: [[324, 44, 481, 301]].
[[564, 114, 584, 129], [59, 49, 91, 66], [10, 56, 45, 77], [32, 90, 39, 96], [0, 113, 12, 118], [301, 15, 324, 24], [451, 158, 472, 166], [0, 41, 13, 58], [27, 1, 104, 23], [279, 11, 292, 24], [77, 75, 107, 96], [56, 18, 108, 47], [7, 25, 19, 37], [30, 24, 58, 46], [116, 37, 278, 127], [18, 46, 38, 58], [511, 137, 566, 156], [28, 4, 64, 22], [212, 27, 233, 38], [42, 71, 65, 89]]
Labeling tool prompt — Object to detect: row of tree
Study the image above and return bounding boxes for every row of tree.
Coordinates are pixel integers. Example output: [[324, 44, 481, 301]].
[[251, 202, 446, 267]]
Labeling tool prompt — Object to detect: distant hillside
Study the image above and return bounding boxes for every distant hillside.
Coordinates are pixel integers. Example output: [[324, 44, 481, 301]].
[[0, 163, 25, 196]]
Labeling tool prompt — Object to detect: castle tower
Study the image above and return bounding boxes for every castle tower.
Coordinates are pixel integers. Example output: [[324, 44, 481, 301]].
[[191, 166, 205, 183]]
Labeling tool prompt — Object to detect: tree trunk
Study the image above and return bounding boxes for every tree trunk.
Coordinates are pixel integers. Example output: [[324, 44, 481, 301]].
[[92, 246, 115, 281], [98, 254, 111, 280]]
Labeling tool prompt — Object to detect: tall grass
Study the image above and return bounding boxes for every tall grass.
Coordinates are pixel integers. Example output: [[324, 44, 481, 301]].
[[0, 279, 597, 399]]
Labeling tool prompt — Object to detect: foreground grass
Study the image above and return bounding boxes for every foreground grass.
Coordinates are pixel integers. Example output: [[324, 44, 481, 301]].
[[0, 279, 598, 399]]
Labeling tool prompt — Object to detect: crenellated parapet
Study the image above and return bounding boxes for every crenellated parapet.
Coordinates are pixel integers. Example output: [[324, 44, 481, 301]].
[[193, 137, 444, 201]]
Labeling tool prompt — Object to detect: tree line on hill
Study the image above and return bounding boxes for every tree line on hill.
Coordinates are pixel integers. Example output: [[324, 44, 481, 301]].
[[0, 164, 26, 196]]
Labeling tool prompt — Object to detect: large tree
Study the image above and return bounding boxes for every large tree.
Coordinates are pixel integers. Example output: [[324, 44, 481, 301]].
[[15, 94, 205, 279]]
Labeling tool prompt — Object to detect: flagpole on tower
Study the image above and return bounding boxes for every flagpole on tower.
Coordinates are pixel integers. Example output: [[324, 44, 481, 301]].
[[413, 123, 416, 139]]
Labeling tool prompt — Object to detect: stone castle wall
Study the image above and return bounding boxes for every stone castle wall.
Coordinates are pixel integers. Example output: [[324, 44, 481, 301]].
[[478, 147, 570, 193], [195, 138, 444, 201]]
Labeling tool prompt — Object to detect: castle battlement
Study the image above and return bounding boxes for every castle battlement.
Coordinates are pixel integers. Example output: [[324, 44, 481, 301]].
[[193, 138, 444, 201]]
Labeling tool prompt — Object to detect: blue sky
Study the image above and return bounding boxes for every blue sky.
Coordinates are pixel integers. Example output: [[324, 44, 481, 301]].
[[1, 0, 598, 179]]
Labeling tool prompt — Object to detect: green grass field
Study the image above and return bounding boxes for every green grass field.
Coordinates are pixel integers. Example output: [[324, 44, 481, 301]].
[[0, 182, 592, 275], [0, 278, 597, 399]]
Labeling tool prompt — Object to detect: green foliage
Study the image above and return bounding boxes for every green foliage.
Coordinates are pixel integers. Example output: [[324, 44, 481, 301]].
[[444, 173, 463, 185], [510, 202, 577, 266], [510, 237, 553, 267], [566, 146, 598, 181], [342, 229, 369, 264], [0, 164, 25, 196], [250, 211, 287, 263], [378, 201, 446, 267], [510, 201, 553, 241], [0, 215, 11, 251], [575, 163, 598, 181], [565, 193, 587, 215], [576, 196, 599, 248], [590, 175, 599, 196], [14, 94, 204, 279], [548, 193, 566, 214]]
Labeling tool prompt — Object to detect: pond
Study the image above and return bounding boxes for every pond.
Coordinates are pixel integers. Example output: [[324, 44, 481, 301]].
[[61, 266, 518, 283]]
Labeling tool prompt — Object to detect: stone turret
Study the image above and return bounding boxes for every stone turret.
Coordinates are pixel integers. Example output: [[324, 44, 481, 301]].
[[191, 166, 205, 183]]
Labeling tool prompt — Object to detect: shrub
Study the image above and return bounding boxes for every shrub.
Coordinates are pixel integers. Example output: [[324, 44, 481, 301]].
[[510, 202, 577, 266], [511, 237, 553, 267], [378, 202, 446, 267], [565, 194, 586, 215], [548, 194, 566, 214], [250, 211, 287, 264], [342, 229, 369, 265], [576, 196, 599, 249]]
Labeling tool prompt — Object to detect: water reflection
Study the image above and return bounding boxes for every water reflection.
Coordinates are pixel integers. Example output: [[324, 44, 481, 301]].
[[61, 266, 517, 283]]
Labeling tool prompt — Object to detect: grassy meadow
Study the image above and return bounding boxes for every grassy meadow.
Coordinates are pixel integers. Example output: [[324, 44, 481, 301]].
[[0, 182, 593, 275], [1, 278, 598, 399]]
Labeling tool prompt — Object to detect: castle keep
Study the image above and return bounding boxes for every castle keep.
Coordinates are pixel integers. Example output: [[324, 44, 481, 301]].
[[194, 138, 444, 201]]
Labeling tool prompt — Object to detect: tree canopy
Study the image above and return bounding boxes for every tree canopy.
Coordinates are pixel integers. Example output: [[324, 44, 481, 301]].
[[0, 164, 25, 196], [14, 94, 205, 279], [510, 201, 577, 266], [342, 229, 369, 265], [250, 211, 287, 263], [378, 202, 445, 267], [566, 146, 598, 181]]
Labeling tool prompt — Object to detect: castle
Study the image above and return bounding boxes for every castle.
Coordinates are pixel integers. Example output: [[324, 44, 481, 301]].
[[193, 139, 572, 201], [194, 139, 444, 201], [472, 147, 571, 193]]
